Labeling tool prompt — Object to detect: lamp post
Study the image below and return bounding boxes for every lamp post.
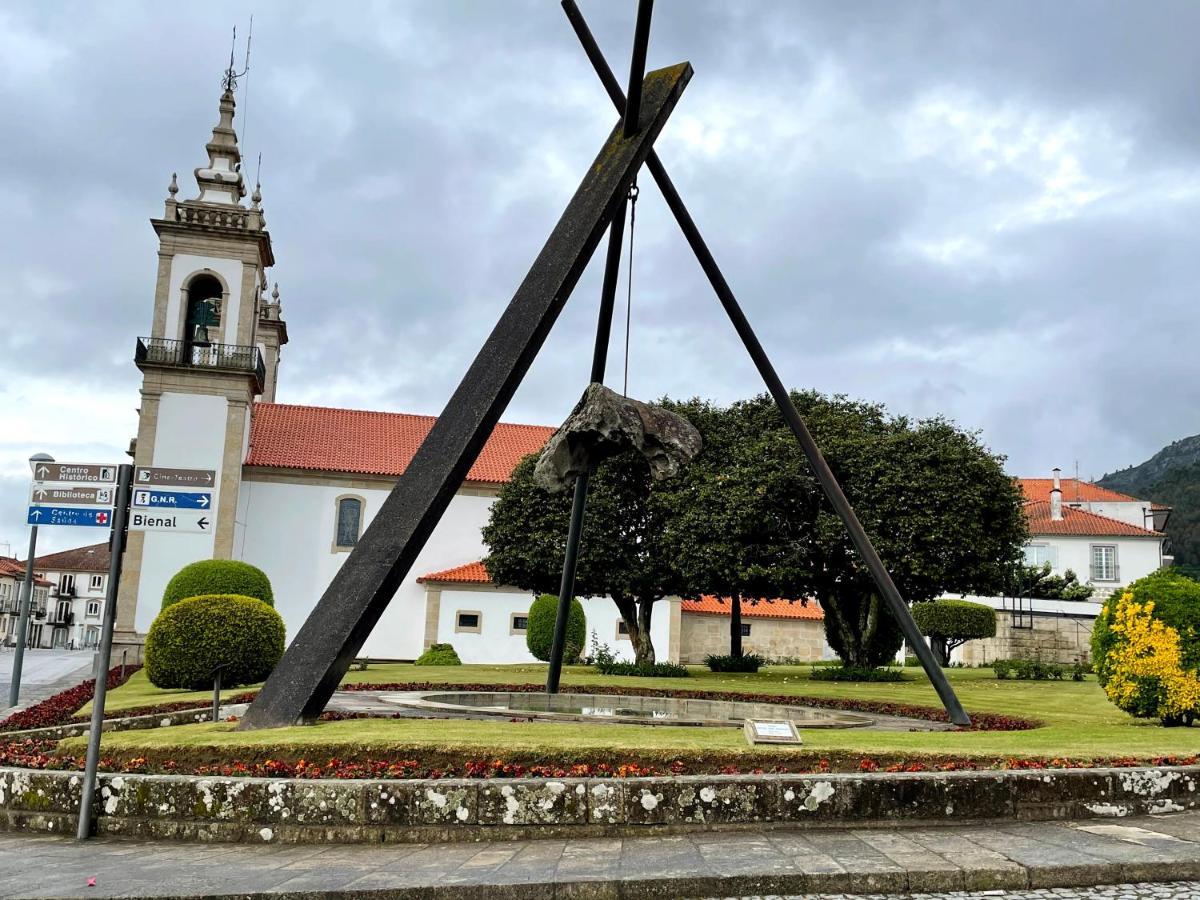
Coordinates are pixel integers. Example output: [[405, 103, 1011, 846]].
[[9, 452, 54, 708]]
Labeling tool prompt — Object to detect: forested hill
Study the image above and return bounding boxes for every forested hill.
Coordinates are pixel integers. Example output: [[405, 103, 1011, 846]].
[[1100, 434, 1200, 568]]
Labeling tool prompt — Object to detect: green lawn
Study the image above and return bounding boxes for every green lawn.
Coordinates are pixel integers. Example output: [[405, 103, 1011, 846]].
[[71, 663, 1200, 764]]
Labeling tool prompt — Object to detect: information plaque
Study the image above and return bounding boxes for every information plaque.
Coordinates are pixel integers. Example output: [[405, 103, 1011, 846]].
[[743, 718, 802, 746]]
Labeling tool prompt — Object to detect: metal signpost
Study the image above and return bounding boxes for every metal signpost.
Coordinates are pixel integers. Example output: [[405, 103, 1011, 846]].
[[73, 465, 213, 840], [76, 464, 133, 841], [10, 459, 116, 708]]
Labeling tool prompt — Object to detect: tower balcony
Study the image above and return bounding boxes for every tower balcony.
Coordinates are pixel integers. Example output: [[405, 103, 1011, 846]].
[[136, 337, 265, 393]]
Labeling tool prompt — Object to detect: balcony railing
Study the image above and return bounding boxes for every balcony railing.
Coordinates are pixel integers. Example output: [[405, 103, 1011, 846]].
[[136, 337, 265, 393], [48, 611, 74, 627]]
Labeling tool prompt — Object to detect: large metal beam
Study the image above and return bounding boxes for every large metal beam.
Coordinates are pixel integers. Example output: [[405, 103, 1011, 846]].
[[240, 61, 693, 729], [560, 0, 970, 726]]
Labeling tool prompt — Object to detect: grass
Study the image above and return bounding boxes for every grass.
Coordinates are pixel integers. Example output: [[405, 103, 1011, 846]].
[[70, 663, 1200, 764]]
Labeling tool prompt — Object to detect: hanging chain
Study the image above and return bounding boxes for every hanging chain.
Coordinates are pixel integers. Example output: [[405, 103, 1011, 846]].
[[623, 180, 639, 397]]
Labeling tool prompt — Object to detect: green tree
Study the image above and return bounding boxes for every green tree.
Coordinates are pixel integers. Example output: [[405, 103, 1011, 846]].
[[911, 599, 997, 665], [482, 452, 679, 664], [663, 392, 1027, 669], [658, 397, 813, 657], [525, 593, 586, 664], [1004, 562, 1094, 601]]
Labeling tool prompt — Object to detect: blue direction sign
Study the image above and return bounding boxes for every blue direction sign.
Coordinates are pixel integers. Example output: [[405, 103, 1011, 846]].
[[27, 506, 112, 527], [132, 489, 212, 510]]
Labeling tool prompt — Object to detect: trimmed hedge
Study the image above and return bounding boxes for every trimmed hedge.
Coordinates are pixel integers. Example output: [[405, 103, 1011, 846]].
[[525, 593, 586, 664], [145, 594, 285, 690], [162, 559, 274, 609], [810, 666, 904, 682], [415, 643, 462, 666], [595, 659, 690, 678], [705, 653, 765, 673], [912, 599, 996, 665]]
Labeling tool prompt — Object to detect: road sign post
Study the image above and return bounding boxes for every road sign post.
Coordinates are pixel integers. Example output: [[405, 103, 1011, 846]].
[[128, 469, 216, 536], [76, 463, 133, 841], [7, 527, 40, 708]]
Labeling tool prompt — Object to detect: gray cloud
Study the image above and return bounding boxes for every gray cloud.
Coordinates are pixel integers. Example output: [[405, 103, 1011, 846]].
[[3, 0, 1199, 553]]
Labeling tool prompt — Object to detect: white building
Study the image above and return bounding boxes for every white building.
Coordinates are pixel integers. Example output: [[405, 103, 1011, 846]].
[[30, 543, 111, 650], [1016, 469, 1168, 596], [0, 558, 52, 649]]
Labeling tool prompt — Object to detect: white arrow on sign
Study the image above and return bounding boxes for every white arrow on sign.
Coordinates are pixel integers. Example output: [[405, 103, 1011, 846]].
[[29, 509, 43, 522], [35, 464, 50, 479]]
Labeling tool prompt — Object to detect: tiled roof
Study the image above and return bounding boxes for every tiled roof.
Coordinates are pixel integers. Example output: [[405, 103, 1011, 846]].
[[415, 564, 825, 621], [245, 403, 555, 484], [0, 558, 52, 587], [1018, 478, 1140, 504], [1024, 501, 1161, 537], [682, 596, 824, 621], [32, 542, 110, 573], [418, 561, 492, 585]]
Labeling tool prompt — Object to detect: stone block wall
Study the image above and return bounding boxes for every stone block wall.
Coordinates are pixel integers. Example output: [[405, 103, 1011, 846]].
[[2, 765, 1198, 843], [960, 612, 1095, 666], [679, 613, 828, 664]]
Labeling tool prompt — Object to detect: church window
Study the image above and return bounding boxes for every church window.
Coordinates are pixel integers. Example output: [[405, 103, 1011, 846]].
[[455, 611, 482, 634], [333, 496, 364, 551], [184, 273, 223, 353]]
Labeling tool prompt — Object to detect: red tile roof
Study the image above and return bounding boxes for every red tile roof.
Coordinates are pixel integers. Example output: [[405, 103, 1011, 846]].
[[0, 558, 52, 587], [1024, 501, 1161, 537], [416, 564, 825, 621], [1018, 478, 1139, 504], [682, 596, 824, 621], [245, 403, 554, 484], [32, 542, 110, 573], [418, 561, 492, 585]]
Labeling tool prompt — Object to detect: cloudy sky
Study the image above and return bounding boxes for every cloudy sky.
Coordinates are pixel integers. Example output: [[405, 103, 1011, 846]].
[[2, 0, 1198, 556]]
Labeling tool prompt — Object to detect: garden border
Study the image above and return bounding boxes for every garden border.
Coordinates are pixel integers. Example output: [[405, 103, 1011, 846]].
[[1, 762, 1197, 844]]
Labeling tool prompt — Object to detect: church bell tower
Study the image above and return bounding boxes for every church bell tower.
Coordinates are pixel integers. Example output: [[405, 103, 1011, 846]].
[[113, 74, 287, 658]]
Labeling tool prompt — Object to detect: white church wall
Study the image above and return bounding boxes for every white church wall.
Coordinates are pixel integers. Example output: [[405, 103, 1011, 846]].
[[238, 476, 497, 659], [133, 392, 226, 631], [1026, 534, 1162, 590], [431, 591, 674, 665]]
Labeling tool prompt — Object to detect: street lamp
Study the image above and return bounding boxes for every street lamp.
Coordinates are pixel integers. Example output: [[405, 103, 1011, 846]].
[[9, 452, 54, 707]]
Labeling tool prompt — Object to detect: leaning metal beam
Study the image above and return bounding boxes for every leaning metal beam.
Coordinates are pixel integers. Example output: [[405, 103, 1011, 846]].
[[561, 0, 970, 726], [239, 61, 693, 729]]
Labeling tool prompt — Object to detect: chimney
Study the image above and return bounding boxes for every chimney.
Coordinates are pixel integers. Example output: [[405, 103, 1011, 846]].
[[1050, 467, 1063, 521]]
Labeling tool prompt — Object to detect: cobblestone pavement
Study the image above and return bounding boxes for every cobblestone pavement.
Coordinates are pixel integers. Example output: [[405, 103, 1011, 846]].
[[715, 882, 1200, 898], [1, 813, 1199, 898]]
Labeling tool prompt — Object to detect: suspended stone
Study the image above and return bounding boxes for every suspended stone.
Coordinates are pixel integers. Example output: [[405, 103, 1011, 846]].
[[534, 382, 702, 492]]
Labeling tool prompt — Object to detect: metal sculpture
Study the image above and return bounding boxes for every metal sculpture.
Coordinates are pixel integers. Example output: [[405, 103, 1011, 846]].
[[241, 0, 971, 730]]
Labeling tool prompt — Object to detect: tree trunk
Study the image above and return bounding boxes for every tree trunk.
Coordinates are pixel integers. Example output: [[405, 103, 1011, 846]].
[[931, 637, 950, 667], [729, 594, 743, 657], [634, 598, 657, 665], [613, 594, 656, 665], [824, 591, 880, 669]]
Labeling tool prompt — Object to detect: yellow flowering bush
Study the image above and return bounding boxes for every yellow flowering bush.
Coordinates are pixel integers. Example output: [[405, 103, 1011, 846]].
[[1093, 571, 1200, 727]]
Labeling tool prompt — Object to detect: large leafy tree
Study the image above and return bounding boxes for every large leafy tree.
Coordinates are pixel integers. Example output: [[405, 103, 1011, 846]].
[[658, 397, 814, 657], [662, 392, 1028, 668], [482, 451, 679, 664]]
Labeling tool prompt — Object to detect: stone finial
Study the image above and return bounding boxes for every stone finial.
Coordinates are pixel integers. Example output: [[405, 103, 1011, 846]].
[[168, 172, 179, 197], [533, 383, 702, 492], [251, 182, 262, 209], [271, 282, 280, 303], [192, 87, 246, 205]]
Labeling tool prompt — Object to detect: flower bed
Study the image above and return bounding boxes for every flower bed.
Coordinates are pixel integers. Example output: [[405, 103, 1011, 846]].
[[338, 681, 1040, 731], [0, 666, 142, 732]]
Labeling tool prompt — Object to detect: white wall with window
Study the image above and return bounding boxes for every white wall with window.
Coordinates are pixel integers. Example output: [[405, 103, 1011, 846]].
[[426, 585, 677, 665], [1020, 534, 1162, 591]]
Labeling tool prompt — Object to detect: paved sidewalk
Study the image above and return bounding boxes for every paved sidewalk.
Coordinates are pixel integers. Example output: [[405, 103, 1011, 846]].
[[0, 649, 93, 717], [2, 811, 1199, 898]]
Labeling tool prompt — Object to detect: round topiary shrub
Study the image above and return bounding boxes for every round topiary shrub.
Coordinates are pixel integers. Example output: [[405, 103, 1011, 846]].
[[145, 594, 285, 690], [162, 559, 274, 609], [525, 593, 586, 664], [1092, 570, 1200, 726], [415, 643, 462, 666], [912, 599, 997, 666]]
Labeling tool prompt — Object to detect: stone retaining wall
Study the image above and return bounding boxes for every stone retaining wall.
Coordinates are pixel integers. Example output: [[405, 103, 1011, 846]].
[[1, 765, 1197, 844], [2, 705, 218, 743]]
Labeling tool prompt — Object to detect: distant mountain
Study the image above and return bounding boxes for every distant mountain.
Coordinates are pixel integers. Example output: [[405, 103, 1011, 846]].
[[1099, 434, 1200, 567]]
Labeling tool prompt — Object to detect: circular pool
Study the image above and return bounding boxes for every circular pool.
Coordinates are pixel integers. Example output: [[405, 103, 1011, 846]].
[[386, 690, 874, 728]]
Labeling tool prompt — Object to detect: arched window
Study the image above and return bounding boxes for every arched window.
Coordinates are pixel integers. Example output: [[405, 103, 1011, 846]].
[[333, 495, 364, 551], [184, 273, 223, 353]]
